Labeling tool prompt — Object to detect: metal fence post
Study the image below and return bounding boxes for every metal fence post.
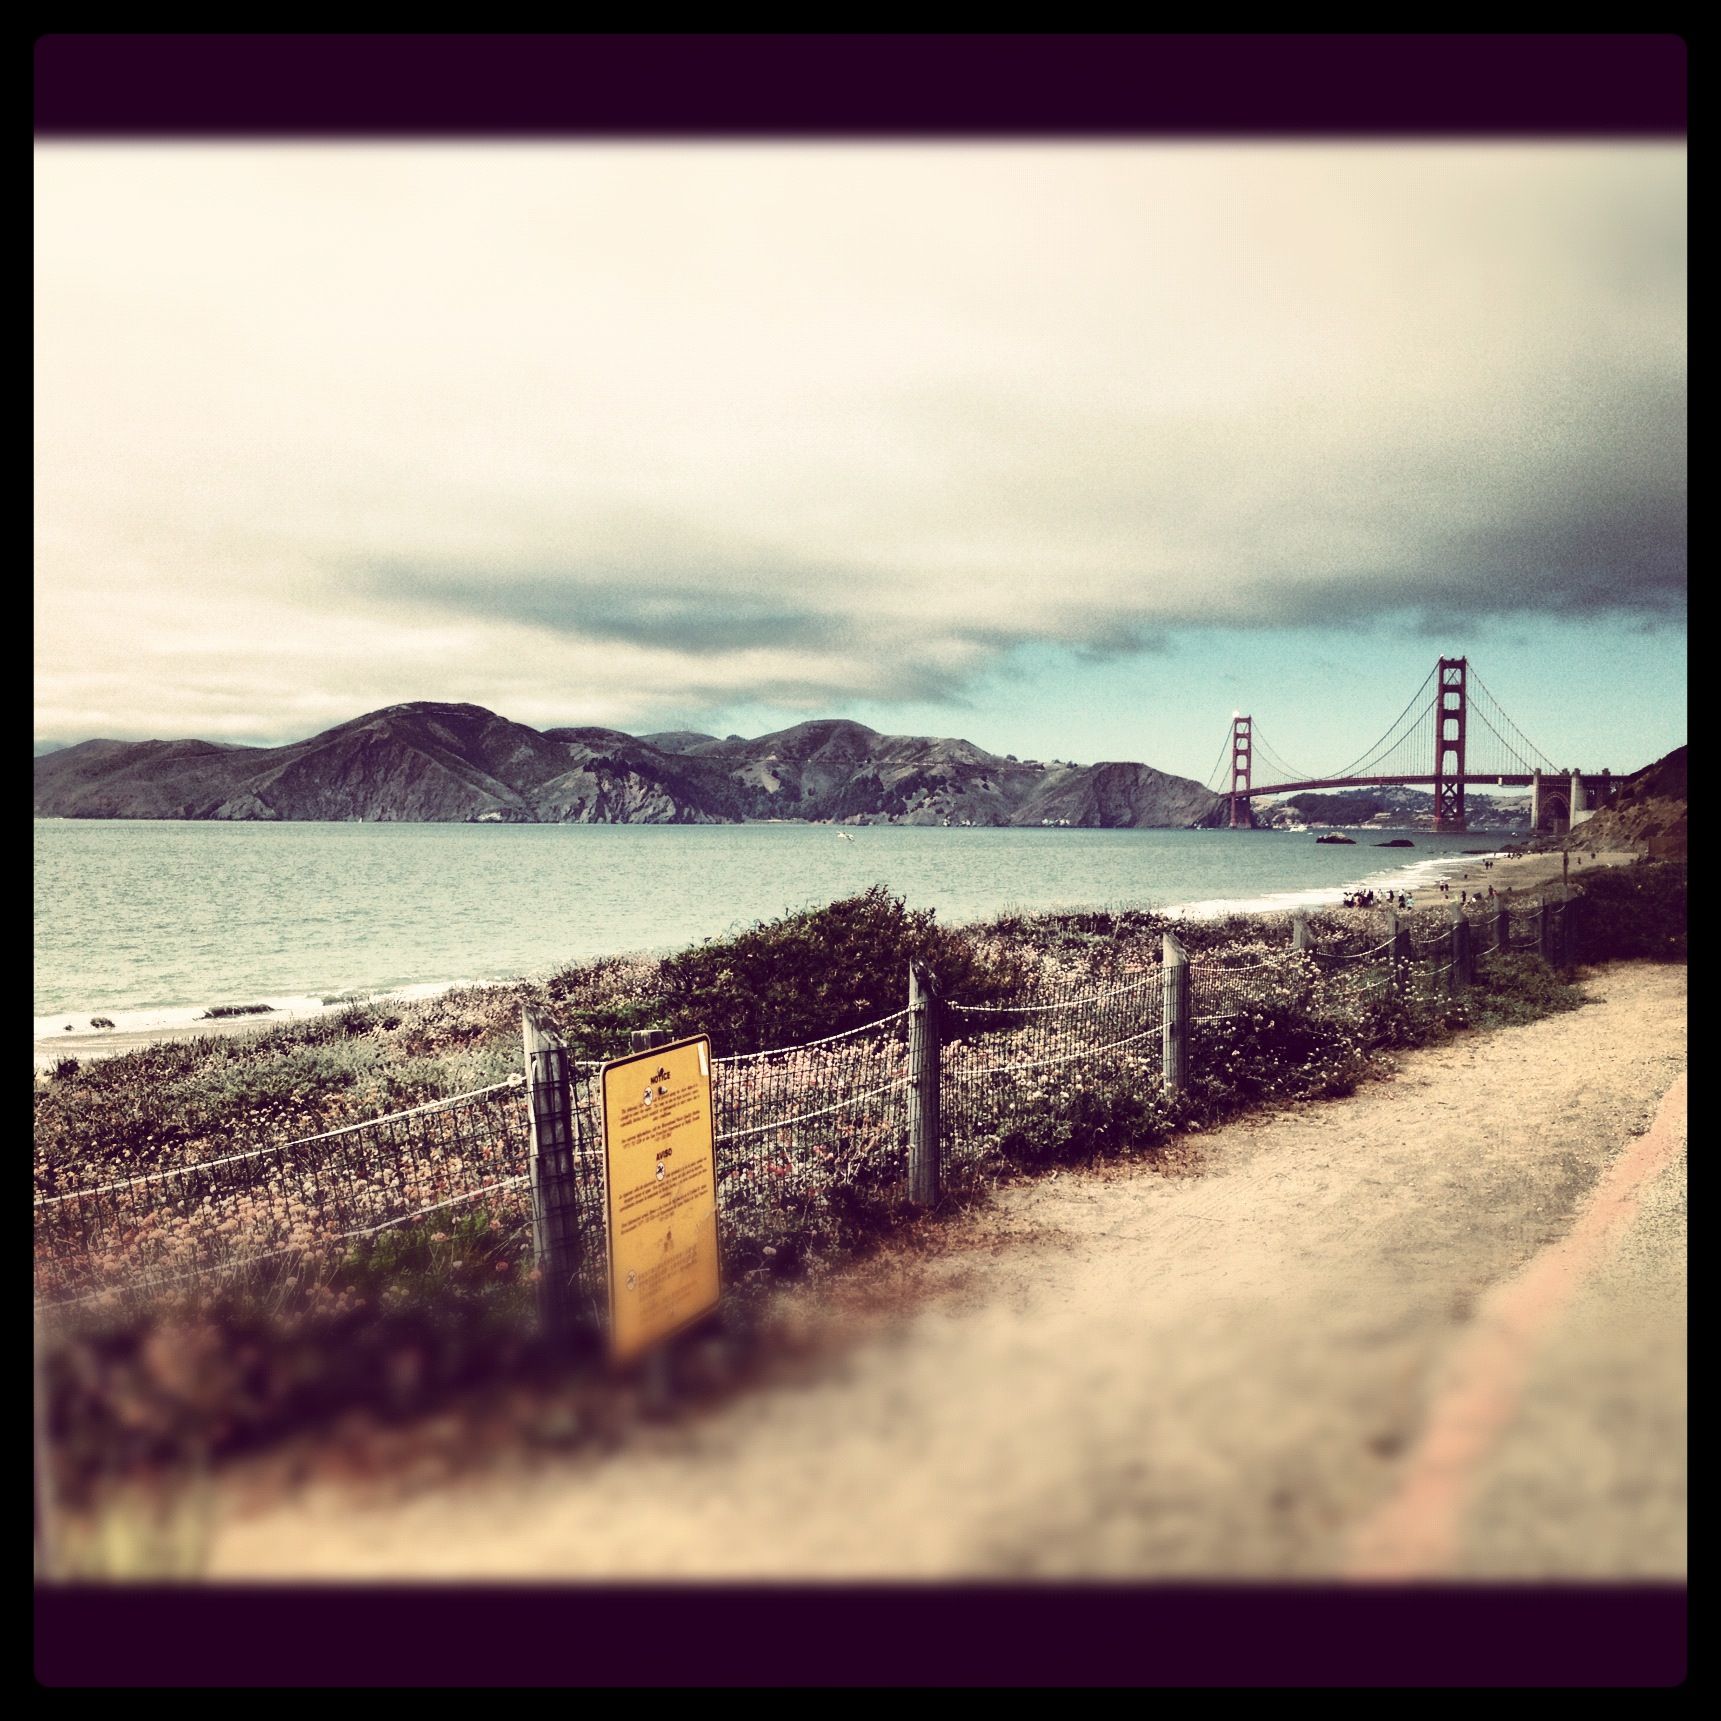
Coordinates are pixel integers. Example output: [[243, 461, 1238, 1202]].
[[1449, 900, 1472, 995], [1161, 931, 1190, 1094], [522, 1004, 582, 1338], [907, 963, 941, 1208]]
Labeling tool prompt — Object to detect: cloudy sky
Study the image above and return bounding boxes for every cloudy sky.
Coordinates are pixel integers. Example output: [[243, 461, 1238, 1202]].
[[34, 143, 1686, 778]]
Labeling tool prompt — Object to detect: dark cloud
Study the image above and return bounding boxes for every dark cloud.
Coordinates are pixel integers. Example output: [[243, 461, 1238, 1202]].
[[362, 566, 852, 655]]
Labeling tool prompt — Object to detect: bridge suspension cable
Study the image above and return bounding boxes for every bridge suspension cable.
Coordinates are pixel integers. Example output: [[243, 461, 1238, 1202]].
[[1468, 669, 1561, 774], [1465, 699, 1561, 779], [1250, 725, 1317, 786], [1202, 727, 1234, 795], [1321, 664, 1439, 783]]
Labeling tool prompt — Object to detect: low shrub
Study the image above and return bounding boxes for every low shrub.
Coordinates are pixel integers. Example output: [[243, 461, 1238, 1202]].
[[947, 1056, 1185, 1174], [1190, 997, 1373, 1114], [657, 885, 1032, 1055], [42, 1211, 543, 1502], [1465, 952, 1586, 1028], [1572, 860, 1687, 963]]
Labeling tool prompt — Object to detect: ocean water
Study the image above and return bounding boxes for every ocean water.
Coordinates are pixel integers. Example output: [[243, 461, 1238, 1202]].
[[33, 819, 1511, 1032]]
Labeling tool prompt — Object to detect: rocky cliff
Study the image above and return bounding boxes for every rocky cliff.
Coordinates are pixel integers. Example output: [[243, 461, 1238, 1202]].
[[1563, 744, 1687, 860]]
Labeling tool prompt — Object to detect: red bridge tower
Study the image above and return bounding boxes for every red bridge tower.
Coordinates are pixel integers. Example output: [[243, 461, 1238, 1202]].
[[1230, 713, 1252, 828], [1433, 657, 1467, 832]]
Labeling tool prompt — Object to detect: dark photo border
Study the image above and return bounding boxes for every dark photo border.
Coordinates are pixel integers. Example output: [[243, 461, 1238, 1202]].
[[34, 32, 1688, 1689]]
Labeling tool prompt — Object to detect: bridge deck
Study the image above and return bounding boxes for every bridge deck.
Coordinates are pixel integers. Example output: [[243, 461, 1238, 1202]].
[[1242, 773, 1608, 800]]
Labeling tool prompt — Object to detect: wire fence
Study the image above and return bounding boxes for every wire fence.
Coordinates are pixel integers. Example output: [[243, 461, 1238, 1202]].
[[34, 1080, 534, 1315], [941, 965, 1165, 1181], [34, 895, 1575, 1323], [1189, 952, 1307, 1023]]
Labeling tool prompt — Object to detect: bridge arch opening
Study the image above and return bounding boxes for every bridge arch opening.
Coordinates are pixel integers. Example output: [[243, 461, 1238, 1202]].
[[1537, 788, 1570, 834]]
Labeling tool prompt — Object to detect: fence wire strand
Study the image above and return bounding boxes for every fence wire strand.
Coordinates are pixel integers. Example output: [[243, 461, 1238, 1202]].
[[35, 1084, 534, 1314], [940, 959, 1168, 1184]]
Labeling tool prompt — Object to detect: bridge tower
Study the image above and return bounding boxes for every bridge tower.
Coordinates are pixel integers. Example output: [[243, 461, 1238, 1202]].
[[1229, 713, 1253, 829], [1433, 657, 1467, 832]]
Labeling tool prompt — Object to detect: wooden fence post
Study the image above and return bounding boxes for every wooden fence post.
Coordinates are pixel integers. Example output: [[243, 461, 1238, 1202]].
[[1449, 900, 1472, 995], [1538, 897, 1556, 965], [630, 1028, 672, 1053], [1292, 911, 1312, 954], [1494, 901, 1510, 962], [1561, 893, 1578, 968], [907, 963, 941, 1208], [1386, 908, 1408, 989], [1161, 931, 1190, 1094], [522, 1004, 582, 1338]]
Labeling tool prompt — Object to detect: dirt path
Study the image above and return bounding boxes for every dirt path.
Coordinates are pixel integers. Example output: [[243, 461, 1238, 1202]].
[[206, 962, 1687, 1581]]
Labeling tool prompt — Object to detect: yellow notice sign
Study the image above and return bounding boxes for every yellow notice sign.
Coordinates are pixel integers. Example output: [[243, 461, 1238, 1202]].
[[600, 1035, 720, 1364]]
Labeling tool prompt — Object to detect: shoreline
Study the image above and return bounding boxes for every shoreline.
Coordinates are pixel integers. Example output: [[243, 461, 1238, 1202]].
[[33, 979, 509, 1072], [1453, 843, 1643, 901], [34, 840, 1647, 1072]]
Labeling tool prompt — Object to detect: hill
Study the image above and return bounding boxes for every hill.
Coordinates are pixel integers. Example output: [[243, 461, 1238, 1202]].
[[33, 704, 1225, 829], [1565, 744, 1687, 860], [1267, 786, 1531, 831]]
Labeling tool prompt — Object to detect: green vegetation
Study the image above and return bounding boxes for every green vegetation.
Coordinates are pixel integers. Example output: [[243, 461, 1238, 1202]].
[[656, 884, 1032, 1054], [1462, 952, 1587, 1029], [1284, 790, 1387, 824], [1571, 859, 1687, 963]]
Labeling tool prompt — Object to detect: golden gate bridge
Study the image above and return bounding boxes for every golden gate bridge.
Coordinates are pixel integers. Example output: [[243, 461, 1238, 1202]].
[[1204, 657, 1618, 834]]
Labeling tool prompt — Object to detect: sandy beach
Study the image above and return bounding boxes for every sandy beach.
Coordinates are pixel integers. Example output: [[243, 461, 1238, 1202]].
[[34, 1007, 329, 1072], [1435, 843, 1643, 901]]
